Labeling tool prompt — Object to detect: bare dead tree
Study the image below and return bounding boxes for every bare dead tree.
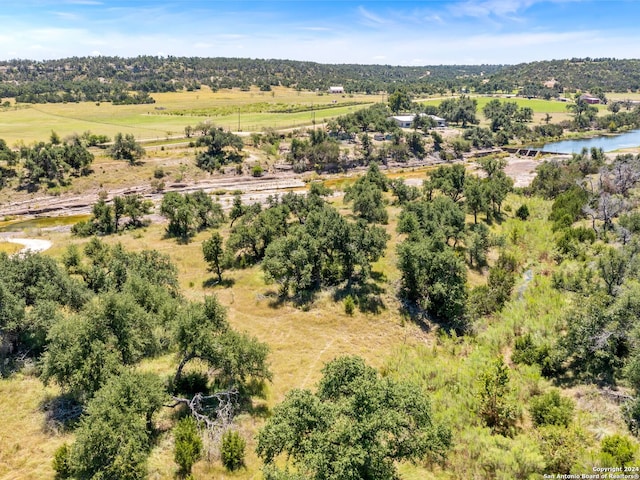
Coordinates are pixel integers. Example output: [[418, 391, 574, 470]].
[[168, 388, 238, 461], [609, 155, 640, 196], [584, 192, 627, 236], [598, 193, 626, 233]]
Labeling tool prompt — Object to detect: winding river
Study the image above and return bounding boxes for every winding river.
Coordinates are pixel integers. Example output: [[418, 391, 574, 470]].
[[541, 129, 640, 154]]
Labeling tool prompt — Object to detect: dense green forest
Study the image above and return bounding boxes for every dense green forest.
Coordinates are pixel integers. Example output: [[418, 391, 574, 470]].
[[488, 58, 640, 95], [2, 57, 640, 104], [0, 56, 500, 103]]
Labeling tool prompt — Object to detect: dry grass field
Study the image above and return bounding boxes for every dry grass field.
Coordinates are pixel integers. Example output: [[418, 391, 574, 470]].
[[0, 197, 431, 479]]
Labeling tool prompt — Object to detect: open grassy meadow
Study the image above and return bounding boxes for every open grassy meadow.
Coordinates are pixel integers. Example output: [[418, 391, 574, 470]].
[[0, 87, 376, 145], [0, 89, 619, 147]]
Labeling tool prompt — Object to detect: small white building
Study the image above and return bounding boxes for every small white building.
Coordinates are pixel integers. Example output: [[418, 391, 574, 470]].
[[328, 86, 344, 94], [389, 113, 446, 129]]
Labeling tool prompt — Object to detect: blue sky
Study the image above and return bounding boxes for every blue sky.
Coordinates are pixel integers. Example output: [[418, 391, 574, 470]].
[[1, 0, 639, 65]]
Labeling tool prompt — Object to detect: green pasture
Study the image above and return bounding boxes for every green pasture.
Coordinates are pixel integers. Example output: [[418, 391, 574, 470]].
[[0, 86, 376, 144], [0, 87, 622, 146], [419, 96, 581, 114]]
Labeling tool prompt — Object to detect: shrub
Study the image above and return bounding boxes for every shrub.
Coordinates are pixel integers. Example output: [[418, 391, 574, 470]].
[[600, 434, 637, 467], [252, 164, 264, 177], [513, 334, 539, 365], [513, 335, 563, 378], [344, 295, 355, 315], [153, 166, 165, 178], [479, 358, 519, 437], [530, 390, 574, 428], [70, 220, 96, 237], [221, 429, 246, 471], [174, 417, 203, 475], [536, 425, 585, 474], [150, 178, 165, 193], [53, 443, 72, 479], [468, 285, 498, 318], [515, 204, 530, 220]]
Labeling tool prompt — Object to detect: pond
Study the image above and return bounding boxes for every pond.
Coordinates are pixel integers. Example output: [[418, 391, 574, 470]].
[[0, 214, 89, 232], [540, 129, 640, 154]]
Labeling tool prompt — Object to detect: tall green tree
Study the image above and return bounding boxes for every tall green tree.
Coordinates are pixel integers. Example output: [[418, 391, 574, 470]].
[[397, 238, 467, 329], [195, 126, 244, 171], [464, 175, 487, 224], [479, 358, 519, 437], [256, 356, 451, 479], [344, 163, 389, 224], [438, 96, 478, 127], [388, 88, 412, 114], [173, 296, 271, 387], [161, 191, 224, 240], [69, 371, 166, 480], [108, 133, 145, 164], [202, 231, 226, 283]]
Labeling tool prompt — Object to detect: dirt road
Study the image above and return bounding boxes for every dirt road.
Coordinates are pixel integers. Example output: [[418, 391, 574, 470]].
[[0, 173, 307, 218], [0, 154, 541, 220]]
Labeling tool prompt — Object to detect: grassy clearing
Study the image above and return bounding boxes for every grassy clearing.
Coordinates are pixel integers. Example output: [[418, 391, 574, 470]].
[[419, 96, 573, 114], [0, 374, 69, 480], [0, 241, 22, 255], [33, 205, 424, 479], [0, 87, 375, 145]]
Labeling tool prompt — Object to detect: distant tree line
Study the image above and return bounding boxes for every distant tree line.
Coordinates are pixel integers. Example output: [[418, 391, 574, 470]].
[[5, 57, 640, 105], [0, 56, 504, 101]]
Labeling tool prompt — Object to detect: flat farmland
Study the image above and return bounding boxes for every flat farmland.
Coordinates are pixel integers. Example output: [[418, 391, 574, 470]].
[[419, 95, 604, 125], [0, 86, 375, 144]]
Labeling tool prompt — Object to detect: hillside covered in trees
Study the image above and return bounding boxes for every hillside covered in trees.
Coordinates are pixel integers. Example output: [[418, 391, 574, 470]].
[[0, 56, 500, 103], [3, 56, 640, 104]]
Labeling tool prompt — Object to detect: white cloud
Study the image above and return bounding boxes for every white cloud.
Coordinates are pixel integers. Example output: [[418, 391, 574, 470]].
[[51, 11, 82, 21], [64, 0, 103, 4], [298, 27, 331, 32], [449, 0, 537, 18], [357, 6, 388, 26]]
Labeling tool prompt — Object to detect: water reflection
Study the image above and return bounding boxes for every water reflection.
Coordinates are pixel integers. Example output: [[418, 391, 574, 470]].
[[541, 129, 640, 154]]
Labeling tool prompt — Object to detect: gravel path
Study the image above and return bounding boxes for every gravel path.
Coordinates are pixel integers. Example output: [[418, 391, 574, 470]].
[[5, 237, 53, 254]]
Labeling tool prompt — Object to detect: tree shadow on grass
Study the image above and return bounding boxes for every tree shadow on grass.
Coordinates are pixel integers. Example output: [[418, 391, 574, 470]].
[[397, 300, 433, 334], [333, 279, 386, 314], [267, 289, 318, 310], [396, 296, 469, 336], [39, 393, 83, 434], [202, 277, 235, 289], [161, 231, 193, 245]]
